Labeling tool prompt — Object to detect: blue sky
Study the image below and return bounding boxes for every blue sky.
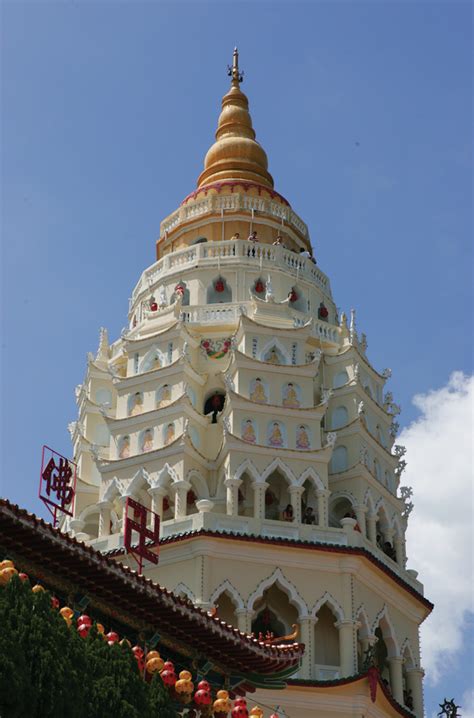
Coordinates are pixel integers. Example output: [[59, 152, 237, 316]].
[[1, 1, 472, 713]]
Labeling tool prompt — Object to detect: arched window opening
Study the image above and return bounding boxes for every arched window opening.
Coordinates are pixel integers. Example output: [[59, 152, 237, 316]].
[[332, 405, 348, 429], [251, 584, 298, 641], [374, 627, 391, 690], [314, 605, 340, 679], [186, 488, 198, 516], [203, 390, 226, 423], [329, 445, 348, 473], [190, 236, 208, 245], [264, 470, 290, 520], [207, 276, 232, 304], [329, 497, 355, 528], [215, 591, 238, 626], [333, 370, 348, 389], [162, 494, 174, 521]]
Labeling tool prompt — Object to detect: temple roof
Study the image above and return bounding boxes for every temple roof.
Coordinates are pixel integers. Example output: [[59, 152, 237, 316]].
[[197, 49, 274, 190], [0, 499, 304, 683]]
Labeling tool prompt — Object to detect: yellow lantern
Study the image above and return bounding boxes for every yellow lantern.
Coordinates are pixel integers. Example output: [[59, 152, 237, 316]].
[[213, 690, 232, 713], [32, 584, 45, 593], [145, 650, 160, 661], [250, 708, 264, 718], [175, 678, 194, 695], [146, 656, 164, 674], [96, 623, 105, 635], [179, 670, 192, 681], [0, 560, 14, 571], [0, 566, 18, 584]]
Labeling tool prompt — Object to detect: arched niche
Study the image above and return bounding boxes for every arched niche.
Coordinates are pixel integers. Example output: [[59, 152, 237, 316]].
[[118, 435, 130, 459], [241, 419, 258, 445], [95, 388, 112, 407], [251, 584, 299, 639], [288, 285, 307, 313], [156, 384, 172, 408], [249, 377, 268, 404], [264, 469, 291, 521], [128, 391, 144, 417], [266, 421, 287, 449], [329, 495, 355, 528], [329, 445, 348, 473], [173, 280, 190, 306], [140, 347, 165, 373], [214, 590, 238, 626], [282, 382, 301, 408], [295, 424, 311, 450], [314, 604, 340, 676], [333, 370, 349, 389], [207, 276, 232, 304], [332, 405, 348, 429], [203, 390, 226, 423], [140, 428, 154, 453]]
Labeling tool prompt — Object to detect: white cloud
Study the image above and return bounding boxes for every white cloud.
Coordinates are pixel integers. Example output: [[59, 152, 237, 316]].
[[399, 372, 474, 684], [461, 688, 474, 718]]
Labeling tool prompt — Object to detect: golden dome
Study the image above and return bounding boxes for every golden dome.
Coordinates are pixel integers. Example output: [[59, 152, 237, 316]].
[[197, 49, 274, 190]]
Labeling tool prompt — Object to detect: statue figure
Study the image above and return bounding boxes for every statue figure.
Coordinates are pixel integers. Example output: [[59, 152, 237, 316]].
[[142, 430, 154, 452], [250, 377, 268, 404], [164, 423, 175, 445], [383, 391, 393, 409], [130, 392, 143, 416], [325, 432, 337, 448], [268, 422, 284, 448], [382, 368, 392, 379], [242, 419, 257, 444], [296, 425, 310, 450], [267, 347, 280, 365], [157, 384, 171, 408], [119, 436, 130, 459], [282, 382, 300, 408]]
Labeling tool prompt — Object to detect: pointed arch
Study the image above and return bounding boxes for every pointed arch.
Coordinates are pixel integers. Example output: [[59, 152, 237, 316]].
[[139, 345, 166, 373], [247, 567, 308, 618], [400, 639, 417, 669], [234, 458, 260, 483], [364, 488, 376, 515], [152, 462, 180, 489], [78, 503, 101, 523], [261, 458, 296, 485], [259, 338, 290, 365], [102, 477, 126, 503], [355, 604, 372, 639], [297, 466, 324, 490], [375, 498, 391, 528], [311, 592, 345, 622], [391, 513, 404, 538], [185, 469, 209, 499], [173, 583, 195, 602], [125, 467, 151, 497], [210, 579, 244, 611], [372, 605, 400, 657]]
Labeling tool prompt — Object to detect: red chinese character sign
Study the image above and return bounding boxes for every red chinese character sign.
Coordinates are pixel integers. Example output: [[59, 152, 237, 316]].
[[124, 498, 160, 574], [39, 445, 77, 527]]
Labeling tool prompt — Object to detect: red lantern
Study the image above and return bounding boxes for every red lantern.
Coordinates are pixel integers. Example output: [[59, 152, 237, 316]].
[[18, 572, 29, 582], [160, 669, 177, 687], [255, 280, 265, 294], [132, 645, 144, 659], [77, 624, 90, 639], [194, 688, 212, 706], [215, 279, 225, 293], [106, 631, 119, 645], [197, 680, 211, 691], [150, 302, 158, 312], [77, 615, 92, 627], [318, 303, 329, 319], [289, 289, 298, 302], [50, 596, 60, 610], [232, 704, 248, 718], [175, 283, 185, 295]]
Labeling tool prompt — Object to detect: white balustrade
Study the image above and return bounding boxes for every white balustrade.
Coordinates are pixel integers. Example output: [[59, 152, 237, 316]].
[[180, 303, 241, 324]]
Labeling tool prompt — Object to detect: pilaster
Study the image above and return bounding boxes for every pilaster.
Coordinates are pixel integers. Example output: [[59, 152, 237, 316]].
[[388, 656, 404, 704]]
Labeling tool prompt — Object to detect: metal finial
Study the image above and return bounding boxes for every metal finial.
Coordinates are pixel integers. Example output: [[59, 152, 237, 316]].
[[227, 47, 244, 84]]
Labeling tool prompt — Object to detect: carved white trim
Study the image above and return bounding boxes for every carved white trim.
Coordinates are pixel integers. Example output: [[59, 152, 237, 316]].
[[210, 579, 245, 611], [102, 477, 126, 503], [185, 469, 209, 499], [354, 604, 371, 638], [247, 567, 308, 617], [260, 458, 297, 485], [297, 466, 325, 490], [371, 605, 400, 657], [233, 458, 260, 483], [125, 467, 151, 498], [311, 591, 345, 622], [152, 462, 180, 488], [174, 583, 196, 602], [258, 337, 291, 365]]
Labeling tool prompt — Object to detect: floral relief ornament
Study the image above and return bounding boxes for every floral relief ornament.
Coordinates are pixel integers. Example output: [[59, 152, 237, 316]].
[[200, 337, 232, 359]]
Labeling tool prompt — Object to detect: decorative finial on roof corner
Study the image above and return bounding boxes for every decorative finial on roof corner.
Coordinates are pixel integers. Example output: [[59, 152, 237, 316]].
[[227, 47, 244, 86]]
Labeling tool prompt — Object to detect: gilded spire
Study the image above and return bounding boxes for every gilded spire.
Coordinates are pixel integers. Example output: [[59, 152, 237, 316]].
[[197, 49, 274, 189]]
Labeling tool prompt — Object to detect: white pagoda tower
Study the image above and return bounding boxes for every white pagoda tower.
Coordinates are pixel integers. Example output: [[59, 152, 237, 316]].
[[68, 50, 431, 717]]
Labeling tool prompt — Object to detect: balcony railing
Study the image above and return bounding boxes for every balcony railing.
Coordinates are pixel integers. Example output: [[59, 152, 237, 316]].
[[160, 194, 309, 238], [131, 240, 332, 305]]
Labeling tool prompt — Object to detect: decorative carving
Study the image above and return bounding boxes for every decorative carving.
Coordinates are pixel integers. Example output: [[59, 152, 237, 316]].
[[394, 460, 407, 477], [224, 373, 235, 393], [399, 485, 413, 500], [200, 337, 232, 359], [359, 443, 370, 467], [180, 341, 189, 360], [159, 285, 167, 308], [67, 421, 77, 438], [354, 363, 360, 381], [74, 384, 83, 399], [383, 391, 393, 408], [349, 308, 357, 344], [222, 417, 231, 435], [265, 273, 274, 301], [382, 368, 392, 379], [394, 444, 407, 458], [357, 400, 365, 416], [438, 699, 461, 717], [321, 388, 333, 405], [402, 501, 414, 519], [312, 348, 322, 363], [360, 333, 368, 353], [390, 420, 400, 438], [97, 327, 109, 360], [325, 432, 337, 448]]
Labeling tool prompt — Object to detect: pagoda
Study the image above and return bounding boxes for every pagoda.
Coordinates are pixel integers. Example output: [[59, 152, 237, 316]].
[[68, 50, 431, 717]]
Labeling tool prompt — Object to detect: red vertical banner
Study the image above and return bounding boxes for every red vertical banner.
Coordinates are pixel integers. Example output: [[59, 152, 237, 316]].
[[39, 445, 77, 527], [124, 498, 160, 574]]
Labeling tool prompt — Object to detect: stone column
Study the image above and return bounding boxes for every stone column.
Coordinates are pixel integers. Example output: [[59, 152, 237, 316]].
[[406, 667, 424, 718], [367, 512, 377, 543], [289, 486, 304, 524], [316, 489, 330, 528], [299, 616, 316, 678], [70, 518, 87, 541], [97, 500, 112, 537], [335, 620, 357, 677], [172, 480, 191, 519], [353, 504, 367, 536], [235, 608, 252, 634], [252, 481, 269, 520], [224, 477, 242, 517], [148, 486, 167, 520], [388, 656, 404, 704]]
